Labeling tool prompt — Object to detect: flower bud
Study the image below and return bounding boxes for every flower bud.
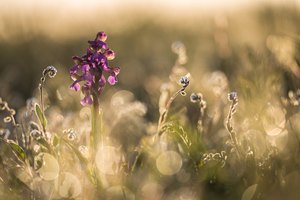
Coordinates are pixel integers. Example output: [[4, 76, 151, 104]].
[[96, 31, 107, 42], [179, 76, 189, 87], [228, 91, 238, 101], [190, 93, 203, 103], [105, 49, 115, 60]]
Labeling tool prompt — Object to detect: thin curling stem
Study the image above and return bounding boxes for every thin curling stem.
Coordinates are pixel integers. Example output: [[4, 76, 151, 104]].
[[226, 97, 241, 158], [38, 66, 57, 133], [0, 98, 19, 128], [39, 82, 44, 127], [157, 80, 188, 135], [158, 88, 181, 127]]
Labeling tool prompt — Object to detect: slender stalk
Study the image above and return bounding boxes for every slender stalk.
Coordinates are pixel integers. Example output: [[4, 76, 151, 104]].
[[38, 66, 57, 134], [197, 100, 206, 133], [39, 83, 44, 116], [91, 94, 102, 153], [226, 99, 242, 158], [157, 87, 185, 135], [39, 82, 46, 133]]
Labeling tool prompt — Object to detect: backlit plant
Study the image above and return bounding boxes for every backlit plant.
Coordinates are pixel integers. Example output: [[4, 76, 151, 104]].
[[0, 32, 300, 200]]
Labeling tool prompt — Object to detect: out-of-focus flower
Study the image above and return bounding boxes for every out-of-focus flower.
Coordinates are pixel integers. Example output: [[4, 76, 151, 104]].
[[30, 129, 43, 140], [288, 89, 300, 106], [228, 91, 238, 101], [70, 32, 120, 106], [179, 76, 190, 88], [190, 92, 207, 110], [63, 128, 77, 141], [190, 93, 203, 103]]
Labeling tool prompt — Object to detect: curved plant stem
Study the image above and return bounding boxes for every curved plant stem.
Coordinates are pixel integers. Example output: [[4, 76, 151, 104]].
[[38, 82, 46, 133], [157, 87, 186, 135], [226, 99, 242, 158]]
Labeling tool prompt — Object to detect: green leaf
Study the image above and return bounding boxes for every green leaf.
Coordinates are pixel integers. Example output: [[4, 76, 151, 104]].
[[8, 141, 26, 162], [35, 104, 47, 131], [0, 138, 26, 163], [52, 134, 59, 147]]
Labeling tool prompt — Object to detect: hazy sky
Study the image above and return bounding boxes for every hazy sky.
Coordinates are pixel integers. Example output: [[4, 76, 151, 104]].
[[1, 0, 296, 11], [0, 0, 297, 42]]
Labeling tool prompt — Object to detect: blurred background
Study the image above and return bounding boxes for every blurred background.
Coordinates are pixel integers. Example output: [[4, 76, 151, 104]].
[[0, 0, 300, 115], [2, 1, 300, 199]]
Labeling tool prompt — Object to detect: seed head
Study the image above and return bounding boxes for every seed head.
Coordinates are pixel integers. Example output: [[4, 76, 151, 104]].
[[228, 91, 238, 101], [190, 93, 203, 103], [179, 76, 190, 88], [30, 130, 43, 140], [63, 128, 77, 141]]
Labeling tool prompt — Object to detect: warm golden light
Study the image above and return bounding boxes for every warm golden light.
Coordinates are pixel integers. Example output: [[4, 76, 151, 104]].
[[1, 0, 300, 199]]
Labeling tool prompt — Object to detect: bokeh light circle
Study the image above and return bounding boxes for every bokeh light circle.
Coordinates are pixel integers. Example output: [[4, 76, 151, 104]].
[[55, 172, 82, 198], [95, 145, 122, 175], [156, 151, 182, 176], [37, 153, 60, 181]]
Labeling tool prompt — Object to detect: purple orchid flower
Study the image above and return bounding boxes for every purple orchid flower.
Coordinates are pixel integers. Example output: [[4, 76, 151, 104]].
[[70, 32, 120, 106]]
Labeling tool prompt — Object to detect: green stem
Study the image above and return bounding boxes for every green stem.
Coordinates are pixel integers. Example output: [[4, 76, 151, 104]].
[[86, 94, 105, 197], [39, 82, 46, 133], [91, 94, 102, 153]]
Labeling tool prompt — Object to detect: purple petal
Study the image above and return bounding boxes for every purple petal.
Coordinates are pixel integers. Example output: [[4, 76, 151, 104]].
[[102, 63, 110, 72], [81, 64, 90, 73], [83, 73, 94, 82], [80, 95, 93, 106], [92, 52, 105, 63], [85, 78, 94, 87], [97, 41, 108, 49], [84, 48, 93, 61], [70, 64, 80, 75], [88, 40, 108, 50], [107, 75, 117, 85], [90, 62, 96, 69], [93, 53, 106, 61], [99, 75, 106, 87], [96, 56, 109, 72], [70, 81, 81, 91]]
